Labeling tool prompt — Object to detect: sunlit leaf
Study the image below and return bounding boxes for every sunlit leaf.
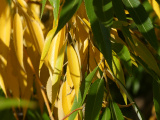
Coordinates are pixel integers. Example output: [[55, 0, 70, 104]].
[[122, 0, 158, 50], [101, 107, 111, 120]]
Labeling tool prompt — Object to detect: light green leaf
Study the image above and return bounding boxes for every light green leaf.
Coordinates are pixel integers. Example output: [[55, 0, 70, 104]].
[[110, 101, 124, 120], [85, 79, 104, 120], [40, 0, 47, 18], [0, 97, 37, 110], [101, 107, 111, 120]]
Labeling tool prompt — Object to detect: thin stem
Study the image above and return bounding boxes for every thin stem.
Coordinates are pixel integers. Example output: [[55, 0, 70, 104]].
[[24, 49, 54, 120], [62, 107, 83, 120]]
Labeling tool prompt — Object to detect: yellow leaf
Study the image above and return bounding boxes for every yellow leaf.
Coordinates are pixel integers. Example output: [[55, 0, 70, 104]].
[[148, 0, 160, 19], [66, 65, 74, 88], [67, 44, 81, 98], [112, 52, 127, 104], [62, 81, 75, 117], [13, 12, 25, 71], [0, 0, 11, 96], [46, 42, 66, 104], [58, 83, 65, 120]]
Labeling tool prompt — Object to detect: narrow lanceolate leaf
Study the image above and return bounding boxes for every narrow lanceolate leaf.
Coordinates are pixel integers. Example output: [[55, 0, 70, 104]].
[[84, 0, 113, 71], [130, 35, 160, 76], [82, 66, 99, 103], [112, 52, 127, 104], [24, 14, 44, 55], [46, 42, 66, 104], [68, 66, 99, 120], [0, 0, 11, 96], [67, 44, 81, 98], [51, 42, 66, 104], [112, 43, 132, 75], [13, 13, 25, 71], [110, 101, 124, 120], [85, 79, 104, 120], [56, 0, 83, 34], [101, 107, 111, 120], [122, 0, 158, 50], [62, 81, 75, 116], [40, 0, 47, 18], [153, 80, 160, 120], [93, 0, 113, 27]]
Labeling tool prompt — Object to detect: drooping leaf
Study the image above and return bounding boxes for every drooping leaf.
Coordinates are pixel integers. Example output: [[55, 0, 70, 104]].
[[85, 79, 104, 120], [67, 44, 81, 98], [130, 35, 160, 76], [122, 0, 158, 50], [112, 43, 132, 75], [56, 0, 83, 33], [101, 107, 111, 120], [110, 101, 124, 120], [40, 0, 47, 18], [112, 52, 127, 104], [81, 66, 99, 103], [93, 0, 113, 27], [84, 0, 112, 71], [69, 66, 99, 120]]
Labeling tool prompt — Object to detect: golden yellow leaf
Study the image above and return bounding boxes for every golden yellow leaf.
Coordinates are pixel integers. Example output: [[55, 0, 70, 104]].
[[58, 83, 65, 120], [67, 44, 81, 98], [62, 81, 75, 116], [66, 65, 74, 88], [148, 0, 160, 19], [13, 12, 25, 71]]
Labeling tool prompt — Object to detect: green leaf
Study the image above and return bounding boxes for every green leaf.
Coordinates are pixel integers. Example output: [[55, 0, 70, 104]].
[[153, 80, 160, 120], [85, 79, 104, 120], [122, 0, 158, 50], [101, 107, 111, 120], [93, 0, 113, 27], [40, 0, 47, 18], [111, 73, 144, 120], [0, 97, 37, 110], [56, 0, 83, 34], [68, 89, 82, 120], [48, 0, 60, 27], [112, 43, 132, 75], [84, 0, 113, 71], [110, 101, 124, 120], [81, 66, 99, 103], [68, 66, 99, 120]]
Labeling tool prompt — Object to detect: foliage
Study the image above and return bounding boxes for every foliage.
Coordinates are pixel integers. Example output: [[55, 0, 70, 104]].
[[1, 0, 160, 119]]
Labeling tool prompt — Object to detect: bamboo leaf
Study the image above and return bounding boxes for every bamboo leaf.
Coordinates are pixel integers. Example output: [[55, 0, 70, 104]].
[[101, 107, 111, 120], [93, 0, 113, 27], [85, 79, 104, 120], [84, 0, 113, 71], [122, 0, 158, 50], [110, 101, 124, 120]]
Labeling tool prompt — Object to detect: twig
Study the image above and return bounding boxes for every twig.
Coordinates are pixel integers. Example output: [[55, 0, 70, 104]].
[[24, 49, 54, 120], [62, 107, 83, 120]]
